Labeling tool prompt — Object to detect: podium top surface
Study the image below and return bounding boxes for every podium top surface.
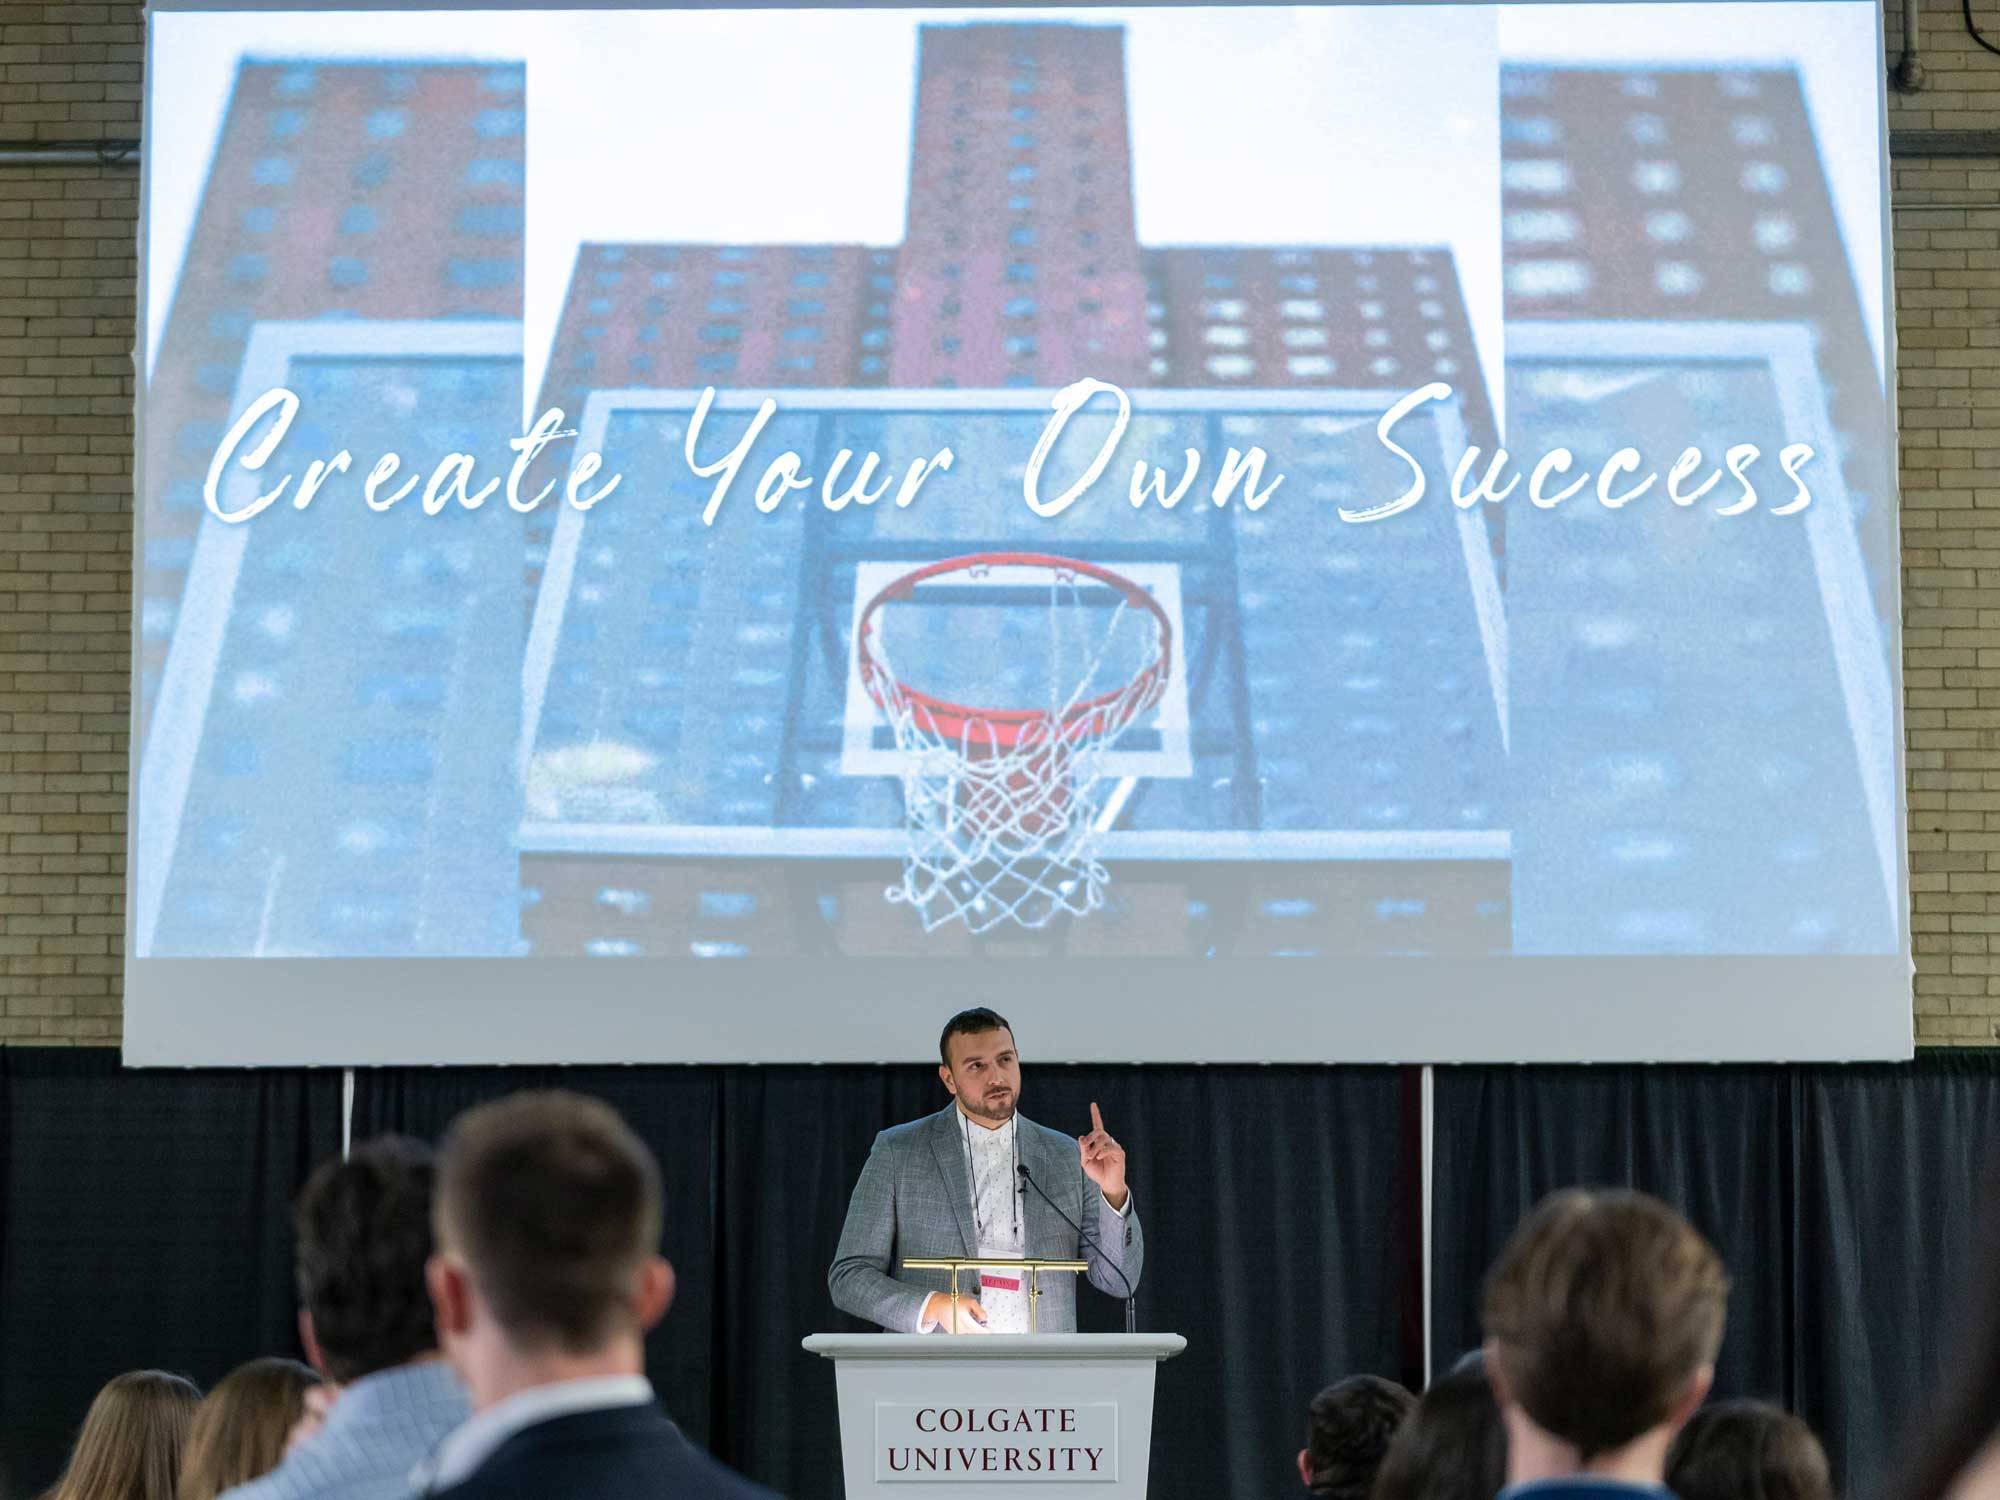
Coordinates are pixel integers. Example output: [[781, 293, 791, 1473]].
[[802, 1334, 1186, 1363]]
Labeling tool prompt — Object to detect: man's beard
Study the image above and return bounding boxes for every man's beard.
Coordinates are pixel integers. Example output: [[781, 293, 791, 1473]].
[[961, 1086, 1017, 1124]]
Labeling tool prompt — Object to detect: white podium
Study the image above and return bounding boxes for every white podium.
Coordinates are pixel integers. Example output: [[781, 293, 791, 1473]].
[[802, 1334, 1186, 1500]]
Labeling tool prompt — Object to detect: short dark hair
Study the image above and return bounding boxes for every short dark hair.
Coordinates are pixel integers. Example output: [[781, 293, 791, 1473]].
[[1668, 1401, 1833, 1500], [1304, 1375, 1414, 1500], [940, 1008, 1013, 1066], [1480, 1189, 1729, 1459], [1371, 1355, 1506, 1500], [436, 1090, 663, 1355], [294, 1136, 439, 1383]]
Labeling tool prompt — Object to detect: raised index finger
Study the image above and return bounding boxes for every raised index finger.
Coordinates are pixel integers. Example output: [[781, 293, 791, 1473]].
[[1090, 1101, 1105, 1134]]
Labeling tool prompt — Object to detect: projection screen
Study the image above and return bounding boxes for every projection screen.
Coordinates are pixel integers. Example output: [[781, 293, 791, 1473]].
[[127, 1, 1910, 1063]]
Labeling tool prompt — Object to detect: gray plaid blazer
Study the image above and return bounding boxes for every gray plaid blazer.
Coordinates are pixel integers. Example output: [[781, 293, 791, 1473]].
[[828, 1102, 1145, 1332]]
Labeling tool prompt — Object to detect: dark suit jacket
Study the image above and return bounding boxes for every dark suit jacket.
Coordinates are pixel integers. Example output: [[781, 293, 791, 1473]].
[[428, 1404, 777, 1500]]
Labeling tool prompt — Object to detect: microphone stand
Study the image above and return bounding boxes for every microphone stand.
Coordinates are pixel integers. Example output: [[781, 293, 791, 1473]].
[[1019, 1163, 1137, 1334]]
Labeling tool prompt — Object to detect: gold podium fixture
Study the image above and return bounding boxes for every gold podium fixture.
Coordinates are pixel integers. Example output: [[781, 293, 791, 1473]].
[[903, 1256, 1091, 1334]]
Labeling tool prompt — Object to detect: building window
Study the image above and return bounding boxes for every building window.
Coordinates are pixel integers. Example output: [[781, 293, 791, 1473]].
[[1009, 133, 1036, 149], [1288, 355, 1336, 377], [785, 326, 822, 343], [1009, 226, 1036, 247], [779, 354, 816, 371], [1005, 334, 1036, 357], [456, 202, 524, 235], [270, 108, 309, 139], [861, 328, 889, 349], [1203, 326, 1249, 348], [447, 257, 516, 289], [1008, 164, 1036, 183], [793, 271, 829, 288], [1203, 273, 1236, 291], [698, 352, 738, 374], [228, 253, 267, 285], [860, 355, 886, 375], [253, 156, 293, 186], [713, 270, 747, 287], [475, 107, 525, 138], [708, 297, 744, 314], [1205, 354, 1255, 379], [1005, 296, 1036, 318], [1009, 194, 1035, 213], [699, 323, 742, 343], [328, 256, 368, 288], [1202, 298, 1247, 319], [1279, 299, 1324, 319], [242, 205, 277, 235], [1006, 262, 1036, 282], [939, 335, 961, 355], [788, 298, 825, 316], [354, 153, 390, 188]]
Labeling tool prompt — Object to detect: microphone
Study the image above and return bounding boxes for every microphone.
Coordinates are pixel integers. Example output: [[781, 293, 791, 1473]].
[[1019, 1163, 1137, 1334]]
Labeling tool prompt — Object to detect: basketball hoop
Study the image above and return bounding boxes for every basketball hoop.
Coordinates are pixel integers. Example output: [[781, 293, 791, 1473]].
[[855, 552, 1173, 933]]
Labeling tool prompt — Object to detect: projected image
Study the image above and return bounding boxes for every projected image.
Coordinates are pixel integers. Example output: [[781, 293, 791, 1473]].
[[134, 4, 1899, 967]]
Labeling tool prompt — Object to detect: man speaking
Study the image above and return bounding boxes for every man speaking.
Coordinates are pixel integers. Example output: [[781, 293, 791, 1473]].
[[829, 1008, 1144, 1334]]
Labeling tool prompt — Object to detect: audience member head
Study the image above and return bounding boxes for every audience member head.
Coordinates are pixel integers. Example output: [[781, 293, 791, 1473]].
[[292, 1135, 440, 1384], [1479, 1188, 1728, 1484], [175, 1359, 320, 1500], [1667, 1400, 1832, 1500], [46, 1370, 200, 1500], [1297, 1375, 1415, 1500], [428, 1091, 673, 1407], [1372, 1353, 1507, 1500]]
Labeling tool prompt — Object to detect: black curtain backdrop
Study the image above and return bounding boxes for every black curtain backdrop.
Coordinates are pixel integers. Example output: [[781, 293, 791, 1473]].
[[1428, 1053, 2000, 1494], [0, 1047, 344, 1498], [348, 1063, 1412, 1500], [6, 1051, 2000, 1500]]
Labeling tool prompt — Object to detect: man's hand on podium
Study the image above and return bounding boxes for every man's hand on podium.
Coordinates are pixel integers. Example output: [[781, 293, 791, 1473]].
[[920, 1292, 991, 1334], [1079, 1102, 1129, 1212]]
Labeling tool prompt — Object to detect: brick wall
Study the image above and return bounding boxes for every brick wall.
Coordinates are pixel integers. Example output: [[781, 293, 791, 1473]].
[[1888, 0, 2000, 1041], [0, 0, 1990, 1044], [0, 2, 139, 1042]]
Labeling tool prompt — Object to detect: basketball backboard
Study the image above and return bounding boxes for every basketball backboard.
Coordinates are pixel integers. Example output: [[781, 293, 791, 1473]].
[[516, 386, 1512, 956]]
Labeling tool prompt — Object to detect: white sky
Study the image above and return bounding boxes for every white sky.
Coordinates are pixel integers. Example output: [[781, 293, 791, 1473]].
[[147, 4, 1885, 424]]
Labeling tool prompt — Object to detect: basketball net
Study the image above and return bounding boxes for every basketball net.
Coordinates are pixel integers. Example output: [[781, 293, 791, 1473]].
[[857, 555, 1171, 934]]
